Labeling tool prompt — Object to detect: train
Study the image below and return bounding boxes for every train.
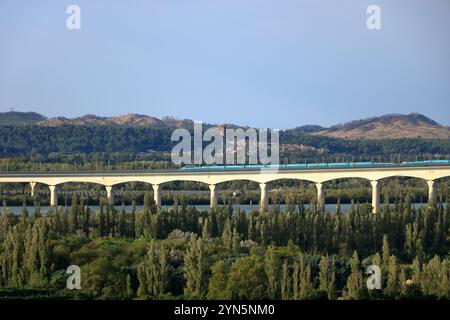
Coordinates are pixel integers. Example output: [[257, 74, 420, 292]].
[[180, 160, 450, 171]]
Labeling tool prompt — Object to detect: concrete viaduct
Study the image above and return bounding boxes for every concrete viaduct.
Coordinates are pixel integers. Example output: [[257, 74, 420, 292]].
[[0, 165, 449, 213]]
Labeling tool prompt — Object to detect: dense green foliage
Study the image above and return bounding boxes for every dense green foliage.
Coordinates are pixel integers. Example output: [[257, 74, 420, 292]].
[[0, 125, 173, 157], [1, 125, 450, 162], [0, 195, 449, 300]]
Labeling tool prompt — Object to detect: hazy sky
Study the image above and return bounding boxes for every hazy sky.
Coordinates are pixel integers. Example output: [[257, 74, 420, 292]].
[[1, 0, 449, 128]]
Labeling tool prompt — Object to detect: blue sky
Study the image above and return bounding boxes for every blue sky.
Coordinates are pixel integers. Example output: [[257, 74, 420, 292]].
[[0, 0, 449, 128]]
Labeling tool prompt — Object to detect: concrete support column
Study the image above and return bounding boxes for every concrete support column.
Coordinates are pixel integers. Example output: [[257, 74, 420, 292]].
[[260, 183, 268, 212], [152, 184, 161, 208], [316, 182, 325, 211], [427, 180, 436, 206], [209, 184, 217, 208], [105, 186, 114, 205], [370, 180, 380, 214], [30, 182, 36, 197], [49, 185, 58, 206]]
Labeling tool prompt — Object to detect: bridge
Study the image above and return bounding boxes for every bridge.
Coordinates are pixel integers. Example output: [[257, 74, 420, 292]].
[[0, 165, 449, 213]]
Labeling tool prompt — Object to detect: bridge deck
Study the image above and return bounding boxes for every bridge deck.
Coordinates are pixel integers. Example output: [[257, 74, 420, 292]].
[[0, 164, 448, 177]]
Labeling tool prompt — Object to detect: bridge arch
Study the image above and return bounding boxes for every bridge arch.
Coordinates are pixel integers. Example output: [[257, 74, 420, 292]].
[[319, 177, 372, 210], [377, 175, 435, 206]]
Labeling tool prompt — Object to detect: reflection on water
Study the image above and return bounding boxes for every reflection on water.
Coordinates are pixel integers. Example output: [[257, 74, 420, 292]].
[[4, 203, 432, 215]]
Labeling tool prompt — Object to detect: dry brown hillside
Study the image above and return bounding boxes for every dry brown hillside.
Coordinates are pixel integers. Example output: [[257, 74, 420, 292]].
[[312, 113, 450, 140]]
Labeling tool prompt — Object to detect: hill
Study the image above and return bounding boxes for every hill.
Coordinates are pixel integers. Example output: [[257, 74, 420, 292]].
[[1, 111, 449, 141], [1, 111, 450, 160], [313, 113, 450, 140], [2, 111, 449, 140], [0, 111, 46, 126]]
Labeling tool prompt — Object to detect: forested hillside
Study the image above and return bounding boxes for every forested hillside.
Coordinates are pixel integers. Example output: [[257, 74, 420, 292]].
[[1, 125, 450, 161]]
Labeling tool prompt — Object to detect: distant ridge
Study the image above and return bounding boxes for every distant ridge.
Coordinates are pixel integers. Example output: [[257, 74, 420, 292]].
[[313, 113, 450, 140], [0, 111, 46, 125], [0, 111, 449, 140], [38, 113, 167, 127]]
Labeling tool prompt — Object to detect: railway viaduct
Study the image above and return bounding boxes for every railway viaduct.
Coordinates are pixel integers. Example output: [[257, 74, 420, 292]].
[[0, 165, 449, 213]]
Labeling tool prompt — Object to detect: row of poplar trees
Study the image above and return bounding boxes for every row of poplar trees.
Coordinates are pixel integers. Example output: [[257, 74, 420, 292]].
[[0, 192, 449, 299]]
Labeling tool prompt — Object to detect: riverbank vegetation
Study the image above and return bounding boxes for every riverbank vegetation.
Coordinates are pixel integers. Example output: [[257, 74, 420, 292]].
[[0, 195, 449, 300]]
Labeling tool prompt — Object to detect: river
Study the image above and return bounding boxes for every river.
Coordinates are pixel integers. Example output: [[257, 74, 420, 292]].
[[3, 203, 433, 215]]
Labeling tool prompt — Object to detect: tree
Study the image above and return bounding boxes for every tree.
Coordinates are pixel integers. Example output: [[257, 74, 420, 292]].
[[385, 255, 399, 297], [184, 235, 207, 299], [117, 206, 127, 237], [382, 234, 390, 268], [292, 253, 314, 299], [264, 246, 279, 299], [129, 199, 136, 238], [346, 251, 364, 300], [207, 260, 230, 299], [222, 219, 232, 249], [226, 255, 268, 299], [231, 227, 241, 251], [280, 259, 291, 300], [98, 204, 106, 237], [137, 240, 168, 298], [411, 256, 422, 287], [319, 255, 336, 300], [126, 273, 134, 298], [201, 218, 211, 240], [299, 262, 313, 299], [404, 223, 414, 258], [0, 224, 24, 287], [71, 193, 79, 233], [421, 255, 449, 298]]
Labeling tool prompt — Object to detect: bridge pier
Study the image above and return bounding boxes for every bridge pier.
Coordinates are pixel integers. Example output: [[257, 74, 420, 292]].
[[316, 182, 325, 211], [30, 181, 36, 197], [371, 180, 380, 213], [209, 184, 217, 208], [49, 185, 58, 206], [260, 183, 268, 211], [105, 186, 114, 205], [152, 184, 161, 208], [427, 180, 436, 206]]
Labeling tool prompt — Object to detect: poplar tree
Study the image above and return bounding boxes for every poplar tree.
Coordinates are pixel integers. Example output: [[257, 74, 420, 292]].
[[71, 193, 79, 232], [137, 240, 168, 298], [0, 225, 24, 287], [346, 251, 364, 300], [385, 255, 399, 297], [98, 205, 106, 237], [126, 274, 134, 298], [118, 205, 127, 237], [264, 245, 279, 299], [248, 215, 255, 241], [207, 260, 230, 299], [280, 259, 291, 300], [411, 256, 422, 288], [421, 255, 448, 298], [222, 219, 232, 249], [382, 234, 390, 268], [129, 199, 136, 238], [299, 262, 313, 299], [404, 224, 414, 258], [319, 255, 336, 300], [84, 206, 90, 236], [293, 253, 313, 299], [201, 217, 211, 240], [231, 227, 241, 251], [184, 235, 206, 299], [292, 261, 299, 300]]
